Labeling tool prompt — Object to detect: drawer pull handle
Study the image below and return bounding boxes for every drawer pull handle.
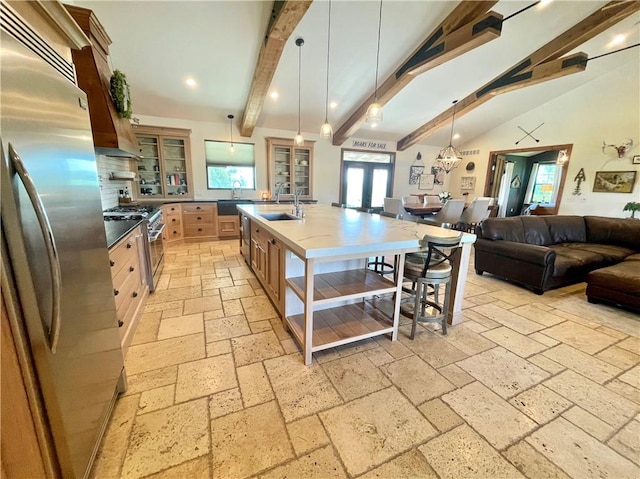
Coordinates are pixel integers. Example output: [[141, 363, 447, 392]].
[[172, 218, 176, 222], [126, 243, 132, 249], [270, 239, 276, 245], [198, 228, 202, 232], [118, 320, 124, 328], [197, 216, 201, 220], [132, 291, 138, 298], [129, 266, 135, 272], [114, 289, 119, 296], [196, 206, 201, 210], [110, 260, 115, 267], [173, 231, 177, 234]]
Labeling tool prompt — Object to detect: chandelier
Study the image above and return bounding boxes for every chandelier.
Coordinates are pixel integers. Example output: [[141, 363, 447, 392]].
[[434, 100, 463, 174]]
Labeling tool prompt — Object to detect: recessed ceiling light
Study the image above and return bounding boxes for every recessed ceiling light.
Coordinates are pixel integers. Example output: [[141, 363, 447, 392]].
[[610, 33, 626, 47], [270, 91, 279, 99], [370, 123, 377, 128], [329, 101, 338, 109], [453, 133, 460, 140], [539, 0, 552, 6], [185, 78, 197, 87]]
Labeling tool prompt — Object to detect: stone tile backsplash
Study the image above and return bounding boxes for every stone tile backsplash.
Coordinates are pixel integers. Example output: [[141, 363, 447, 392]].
[[96, 155, 136, 210]]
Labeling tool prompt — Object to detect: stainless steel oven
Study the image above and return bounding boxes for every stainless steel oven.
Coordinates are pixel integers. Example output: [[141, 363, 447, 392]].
[[146, 209, 165, 291]]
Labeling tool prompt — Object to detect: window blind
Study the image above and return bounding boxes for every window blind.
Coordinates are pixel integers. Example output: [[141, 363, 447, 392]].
[[204, 140, 255, 166]]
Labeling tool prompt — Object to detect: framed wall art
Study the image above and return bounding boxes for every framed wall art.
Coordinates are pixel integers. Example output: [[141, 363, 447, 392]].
[[593, 171, 637, 193], [409, 165, 424, 185], [460, 176, 476, 190], [633, 155, 640, 165], [419, 173, 435, 190]]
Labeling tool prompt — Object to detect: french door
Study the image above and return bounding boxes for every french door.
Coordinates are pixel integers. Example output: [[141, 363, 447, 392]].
[[340, 150, 394, 210]]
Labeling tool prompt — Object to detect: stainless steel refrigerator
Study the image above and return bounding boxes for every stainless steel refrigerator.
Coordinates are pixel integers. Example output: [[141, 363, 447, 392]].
[[1, 15, 125, 479]]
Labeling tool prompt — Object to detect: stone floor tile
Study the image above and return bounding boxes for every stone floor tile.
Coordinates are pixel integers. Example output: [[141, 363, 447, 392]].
[[527, 354, 565, 374], [144, 300, 184, 313], [381, 355, 455, 405], [206, 339, 232, 357], [462, 320, 489, 334], [619, 364, 640, 390], [144, 455, 210, 479], [437, 363, 476, 387], [223, 299, 244, 316], [167, 276, 202, 289], [258, 445, 346, 479], [138, 384, 174, 415], [183, 295, 223, 315], [214, 259, 241, 269], [319, 387, 436, 476], [126, 333, 205, 376], [605, 379, 640, 406], [232, 330, 284, 366], [596, 325, 629, 340], [228, 265, 255, 280], [363, 346, 395, 366], [542, 343, 622, 384], [202, 277, 232, 292], [264, 354, 342, 422], [509, 304, 566, 327], [286, 415, 329, 456], [156, 313, 204, 340], [146, 286, 202, 305], [471, 303, 545, 334], [488, 289, 536, 307], [358, 449, 438, 479], [373, 335, 414, 359], [562, 406, 615, 441], [509, 384, 572, 425], [203, 309, 225, 320], [544, 370, 639, 428], [418, 397, 464, 432], [462, 309, 501, 330], [237, 362, 274, 407], [618, 337, 640, 355], [211, 401, 293, 479], [121, 399, 209, 478], [419, 424, 525, 479], [440, 324, 496, 355], [280, 338, 301, 354], [442, 381, 536, 449], [398, 331, 468, 368], [204, 315, 251, 342], [175, 354, 237, 403], [527, 331, 560, 347], [123, 366, 177, 397], [550, 297, 640, 335], [457, 347, 549, 399], [503, 441, 571, 479], [526, 417, 639, 478], [608, 419, 640, 466], [90, 394, 139, 479], [208, 388, 243, 420], [233, 278, 249, 286], [482, 326, 546, 358], [322, 352, 391, 401], [542, 321, 618, 354], [249, 319, 273, 334], [161, 308, 183, 319], [596, 345, 640, 370], [131, 312, 161, 346], [241, 296, 279, 322], [220, 284, 255, 301]]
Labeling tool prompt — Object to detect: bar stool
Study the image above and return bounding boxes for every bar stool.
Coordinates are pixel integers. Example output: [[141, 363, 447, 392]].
[[368, 211, 401, 276], [402, 232, 462, 338]]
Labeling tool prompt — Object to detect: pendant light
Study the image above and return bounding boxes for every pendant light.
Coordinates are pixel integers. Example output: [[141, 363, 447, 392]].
[[434, 100, 463, 174], [320, 0, 333, 138], [294, 37, 304, 146], [227, 114, 235, 153], [365, 0, 383, 125]]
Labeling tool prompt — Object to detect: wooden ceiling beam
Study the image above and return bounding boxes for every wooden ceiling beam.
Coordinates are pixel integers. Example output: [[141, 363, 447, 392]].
[[240, 1, 312, 138], [397, 0, 640, 151], [332, 1, 499, 146]]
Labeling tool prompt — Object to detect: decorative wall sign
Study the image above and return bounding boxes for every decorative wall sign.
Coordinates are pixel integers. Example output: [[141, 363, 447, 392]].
[[515, 123, 543, 145], [633, 155, 640, 164], [510, 175, 522, 189], [419, 174, 435, 190], [593, 171, 637, 193], [572, 168, 586, 196], [350, 138, 394, 151], [409, 165, 424, 184], [460, 176, 476, 190]]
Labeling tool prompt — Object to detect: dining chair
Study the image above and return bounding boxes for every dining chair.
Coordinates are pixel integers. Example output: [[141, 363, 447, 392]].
[[331, 202, 346, 208], [383, 197, 402, 215], [379, 211, 400, 219], [418, 199, 465, 228], [455, 197, 492, 232], [402, 195, 420, 205]]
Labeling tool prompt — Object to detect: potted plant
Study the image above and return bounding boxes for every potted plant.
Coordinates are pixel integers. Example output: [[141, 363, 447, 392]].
[[623, 201, 640, 219], [438, 191, 452, 203]]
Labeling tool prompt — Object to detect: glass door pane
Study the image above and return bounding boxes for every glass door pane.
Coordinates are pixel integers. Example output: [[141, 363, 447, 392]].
[[137, 136, 163, 197], [294, 148, 310, 196], [163, 138, 188, 196], [371, 168, 389, 208], [345, 167, 364, 207], [274, 146, 291, 194]]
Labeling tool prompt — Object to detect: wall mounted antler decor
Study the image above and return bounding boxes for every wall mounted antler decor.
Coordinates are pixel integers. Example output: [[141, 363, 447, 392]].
[[602, 139, 633, 158]]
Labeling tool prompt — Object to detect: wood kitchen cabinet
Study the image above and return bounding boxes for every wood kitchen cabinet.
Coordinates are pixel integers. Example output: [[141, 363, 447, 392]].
[[163, 204, 183, 243], [217, 216, 240, 238], [182, 203, 217, 241], [133, 125, 193, 200], [249, 220, 283, 313], [266, 137, 314, 199], [109, 225, 148, 355]]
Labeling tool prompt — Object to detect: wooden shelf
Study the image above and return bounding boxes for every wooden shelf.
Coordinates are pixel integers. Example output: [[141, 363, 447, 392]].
[[109, 177, 135, 181], [286, 302, 394, 352], [287, 269, 396, 305]]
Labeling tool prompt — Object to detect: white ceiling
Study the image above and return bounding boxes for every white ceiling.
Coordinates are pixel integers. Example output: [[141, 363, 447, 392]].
[[72, 0, 639, 147]]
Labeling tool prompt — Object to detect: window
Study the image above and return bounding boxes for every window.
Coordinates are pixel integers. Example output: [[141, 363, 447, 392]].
[[526, 163, 561, 204], [205, 140, 255, 189], [340, 150, 394, 209]]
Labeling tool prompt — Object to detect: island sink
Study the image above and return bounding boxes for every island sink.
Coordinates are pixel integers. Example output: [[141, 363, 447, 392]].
[[259, 213, 300, 221]]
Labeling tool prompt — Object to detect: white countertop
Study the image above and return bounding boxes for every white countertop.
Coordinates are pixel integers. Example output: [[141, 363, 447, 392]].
[[238, 204, 475, 259]]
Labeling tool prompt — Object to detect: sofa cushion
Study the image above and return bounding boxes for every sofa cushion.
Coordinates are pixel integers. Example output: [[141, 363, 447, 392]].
[[520, 216, 553, 245], [561, 243, 635, 262], [588, 262, 640, 296], [544, 216, 586, 244], [480, 217, 526, 242], [549, 244, 606, 277], [585, 216, 640, 251], [625, 254, 640, 262]]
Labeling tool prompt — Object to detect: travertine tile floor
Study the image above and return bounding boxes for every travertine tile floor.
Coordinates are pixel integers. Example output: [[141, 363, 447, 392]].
[[92, 240, 640, 479]]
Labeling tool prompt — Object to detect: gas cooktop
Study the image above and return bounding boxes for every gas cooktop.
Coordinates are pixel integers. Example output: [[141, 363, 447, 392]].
[[103, 205, 156, 221]]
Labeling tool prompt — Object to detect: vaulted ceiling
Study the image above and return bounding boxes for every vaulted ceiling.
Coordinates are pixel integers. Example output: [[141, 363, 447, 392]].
[[71, 0, 639, 149]]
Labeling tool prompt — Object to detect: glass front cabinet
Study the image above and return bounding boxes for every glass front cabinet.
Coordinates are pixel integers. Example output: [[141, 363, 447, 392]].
[[133, 125, 193, 199], [266, 137, 314, 199]]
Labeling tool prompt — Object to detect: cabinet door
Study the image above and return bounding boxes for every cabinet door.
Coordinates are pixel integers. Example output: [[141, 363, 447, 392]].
[[266, 236, 282, 302], [136, 136, 164, 198], [273, 146, 292, 194], [267, 138, 314, 199], [293, 147, 311, 198], [163, 138, 189, 197]]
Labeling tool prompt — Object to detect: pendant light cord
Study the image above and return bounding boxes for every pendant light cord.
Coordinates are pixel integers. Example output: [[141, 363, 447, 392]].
[[373, 0, 382, 100], [298, 42, 302, 134], [449, 100, 458, 146], [324, 0, 332, 121]]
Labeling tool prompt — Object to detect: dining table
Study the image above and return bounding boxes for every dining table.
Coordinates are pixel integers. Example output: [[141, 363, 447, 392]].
[[403, 204, 442, 218]]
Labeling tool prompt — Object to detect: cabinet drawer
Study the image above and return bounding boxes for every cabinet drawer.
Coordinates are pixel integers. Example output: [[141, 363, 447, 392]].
[[167, 227, 183, 240], [182, 203, 215, 214], [112, 248, 140, 288], [217, 216, 239, 237], [109, 230, 138, 279], [114, 263, 140, 312], [183, 212, 215, 225], [166, 213, 182, 227], [184, 224, 217, 237], [164, 204, 182, 215]]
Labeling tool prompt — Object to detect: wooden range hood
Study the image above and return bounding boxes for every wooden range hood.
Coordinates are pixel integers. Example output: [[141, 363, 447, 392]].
[[64, 4, 140, 159]]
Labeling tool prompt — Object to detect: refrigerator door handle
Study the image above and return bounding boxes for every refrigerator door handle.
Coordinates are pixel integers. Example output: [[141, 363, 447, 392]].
[[8, 144, 62, 353]]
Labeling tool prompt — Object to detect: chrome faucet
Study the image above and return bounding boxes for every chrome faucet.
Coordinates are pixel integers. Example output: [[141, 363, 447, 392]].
[[275, 182, 290, 204], [231, 180, 242, 199]]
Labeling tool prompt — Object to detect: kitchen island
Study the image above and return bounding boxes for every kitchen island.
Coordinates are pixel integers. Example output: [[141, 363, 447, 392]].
[[238, 204, 475, 365]]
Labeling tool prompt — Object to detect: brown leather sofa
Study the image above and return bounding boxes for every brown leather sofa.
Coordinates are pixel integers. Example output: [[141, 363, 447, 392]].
[[474, 216, 640, 311]]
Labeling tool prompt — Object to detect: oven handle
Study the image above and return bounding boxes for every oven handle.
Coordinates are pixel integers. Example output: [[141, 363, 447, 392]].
[[148, 223, 166, 242]]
